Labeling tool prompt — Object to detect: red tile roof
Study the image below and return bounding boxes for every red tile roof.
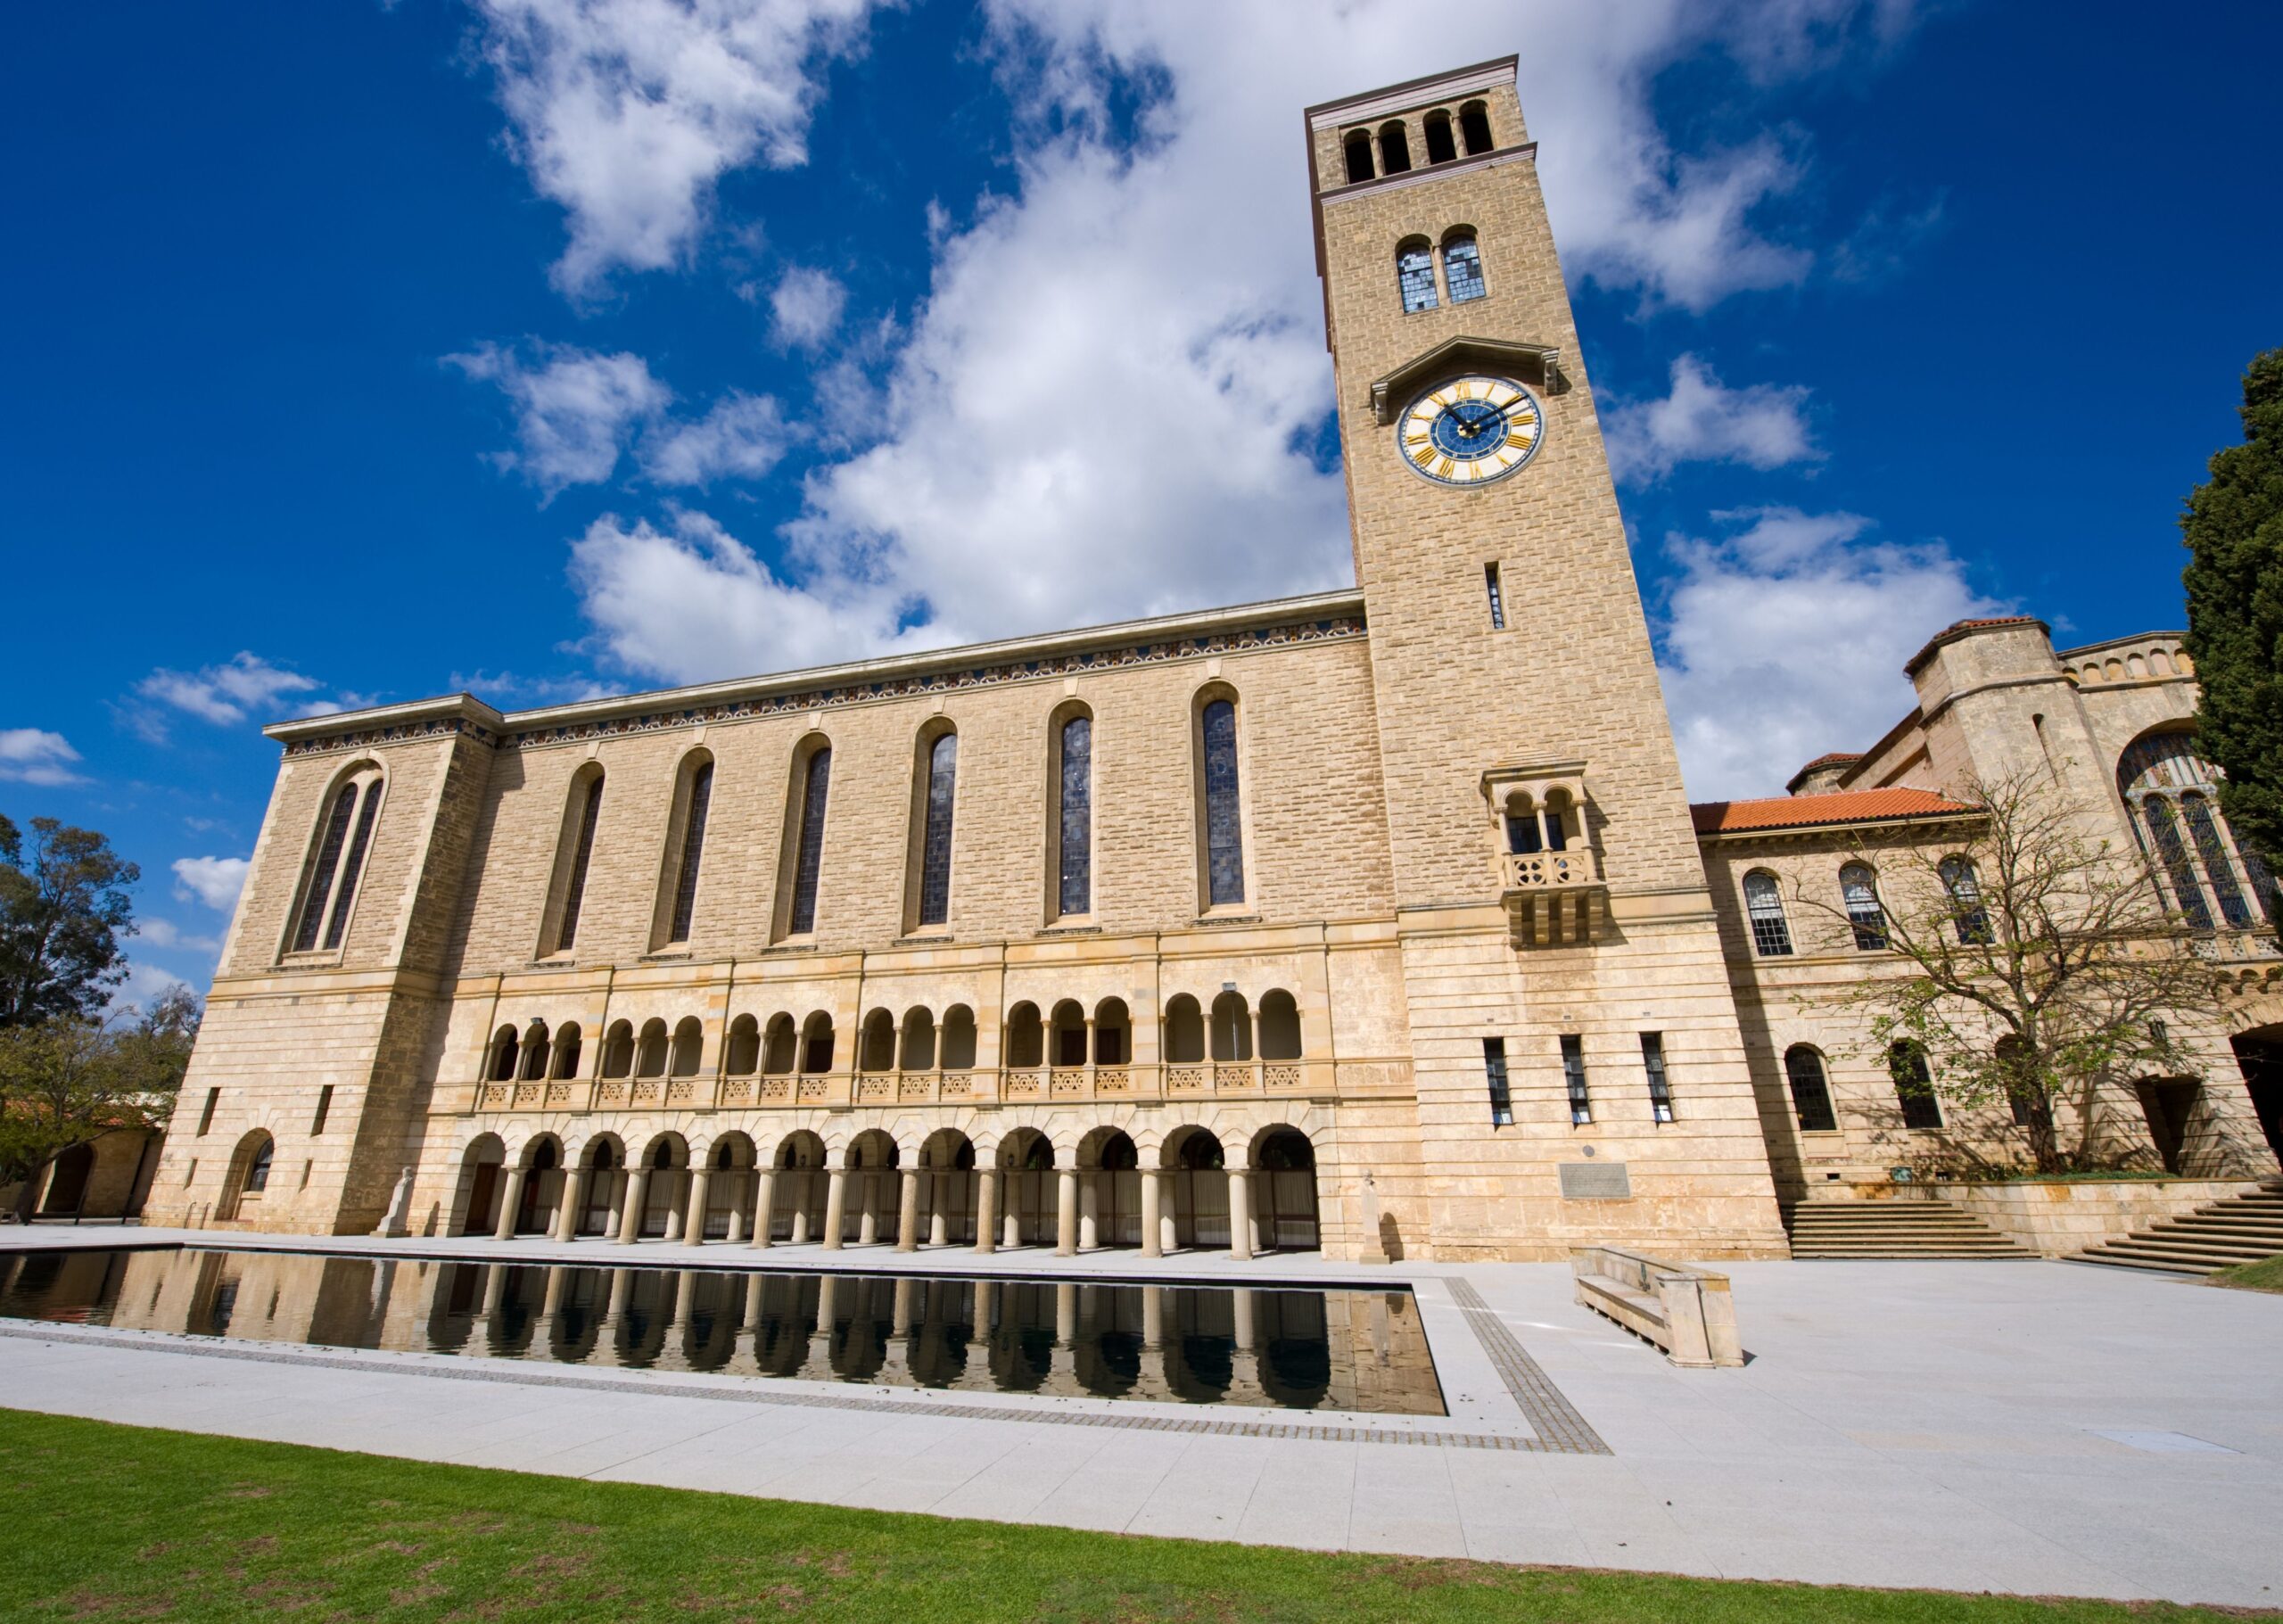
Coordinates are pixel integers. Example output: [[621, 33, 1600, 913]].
[[1691, 787, 1980, 836]]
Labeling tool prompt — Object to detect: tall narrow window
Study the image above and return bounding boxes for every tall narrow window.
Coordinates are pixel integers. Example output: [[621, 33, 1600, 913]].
[[2139, 798, 2211, 928], [1484, 562, 1505, 630], [667, 760, 713, 944], [1743, 870, 1793, 956], [309, 1084, 334, 1136], [1840, 862, 1886, 951], [1341, 130, 1374, 184], [1641, 1032, 1674, 1123], [1890, 1042, 1943, 1129], [2180, 794, 2252, 927], [1940, 856, 1992, 944], [1422, 110, 1457, 164], [1561, 1035, 1592, 1125], [290, 782, 359, 952], [789, 746, 831, 936], [1443, 233, 1486, 302], [195, 1087, 219, 1136], [555, 773, 604, 952], [1784, 1046, 1838, 1133], [1482, 1037, 1512, 1125], [918, 731, 957, 927], [1058, 713, 1092, 917], [321, 787, 383, 951], [1397, 241, 1437, 313], [1377, 120, 1411, 175], [1504, 796, 1541, 854], [1200, 698, 1246, 907], [1458, 101, 1493, 155]]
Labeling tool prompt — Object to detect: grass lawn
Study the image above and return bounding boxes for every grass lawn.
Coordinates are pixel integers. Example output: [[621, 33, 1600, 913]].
[[2209, 1253, 2283, 1294], [0, 1408, 2268, 1623]]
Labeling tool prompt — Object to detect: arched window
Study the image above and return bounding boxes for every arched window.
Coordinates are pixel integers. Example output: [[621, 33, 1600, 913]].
[[1939, 856, 1992, 944], [1377, 120, 1412, 175], [941, 1005, 977, 1070], [1341, 129, 1374, 184], [1055, 711, 1093, 919], [901, 1007, 937, 1071], [1442, 231, 1486, 303], [244, 1136, 274, 1193], [1889, 1041, 1943, 1129], [1004, 1002, 1043, 1068], [1422, 110, 1457, 164], [1458, 100, 1493, 155], [1995, 1035, 2052, 1132], [289, 764, 383, 954], [600, 1020, 634, 1078], [550, 1022, 583, 1080], [1840, 863, 1886, 951], [488, 1025, 519, 1082], [549, 768, 604, 954], [1743, 870, 1793, 956], [1210, 990, 1252, 1061], [1397, 238, 1437, 314], [1542, 788, 1573, 853], [915, 730, 958, 928], [1199, 696, 1247, 907], [1051, 1000, 1087, 1068], [725, 1015, 760, 1076], [1093, 998, 1130, 1066], [1164, 994, 1204, 1064], [518, 1021, 549, 1081], [2180, 794, 2251, 927], [635, 1019, 669, 1077], [2115, 731, 2276, 927], [669, 1017, 704, 1076], [761, 1014, 797, 1075], [1504, 793, 1541, 855], [861, 1009, 896, 1072], [661, 754, 713, 945], [1258, 989, 1302, 1060], [799, 1012, 836, 1074], [1783, 1046, 1838, 1132], [786, 743, 832, 936]]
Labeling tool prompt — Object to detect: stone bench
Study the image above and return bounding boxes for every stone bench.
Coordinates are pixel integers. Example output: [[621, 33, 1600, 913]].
[[1571, 1246, 1743, 1368]]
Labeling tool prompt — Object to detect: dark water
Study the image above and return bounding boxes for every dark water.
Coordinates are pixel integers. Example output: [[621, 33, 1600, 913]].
[[0, 1248, 1444, 1415]]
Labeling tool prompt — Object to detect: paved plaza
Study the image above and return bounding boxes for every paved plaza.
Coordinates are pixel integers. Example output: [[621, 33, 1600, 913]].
[[2, 1231, 2279, 1607]]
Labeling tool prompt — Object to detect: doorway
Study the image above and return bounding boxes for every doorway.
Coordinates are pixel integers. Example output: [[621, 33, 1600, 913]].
[[2135, 1078, 2202, 1174]]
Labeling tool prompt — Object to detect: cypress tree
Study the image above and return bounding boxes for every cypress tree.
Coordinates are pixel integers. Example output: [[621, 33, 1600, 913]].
[[2180, 348, 2283, 870]]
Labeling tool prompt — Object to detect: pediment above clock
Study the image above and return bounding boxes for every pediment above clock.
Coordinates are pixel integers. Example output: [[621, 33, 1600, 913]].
[[1368, 335, 1562, 425]]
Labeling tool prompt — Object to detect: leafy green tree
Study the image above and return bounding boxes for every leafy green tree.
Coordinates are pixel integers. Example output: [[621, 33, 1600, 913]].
[[0, 991, 197, 1220], [0, 814, 140, 1027], [2182, 347, 2283, 870]]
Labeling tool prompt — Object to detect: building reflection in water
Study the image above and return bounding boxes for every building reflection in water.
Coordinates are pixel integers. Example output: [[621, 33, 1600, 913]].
[[0, 1248, 1444, 1416]]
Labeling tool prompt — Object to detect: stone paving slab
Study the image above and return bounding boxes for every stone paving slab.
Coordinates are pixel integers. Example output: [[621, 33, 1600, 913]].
[[3, 1237, 2280, 1606]]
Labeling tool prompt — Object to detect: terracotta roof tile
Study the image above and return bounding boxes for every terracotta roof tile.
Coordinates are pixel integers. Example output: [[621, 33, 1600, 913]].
[[1691, 787, 1979, 836]]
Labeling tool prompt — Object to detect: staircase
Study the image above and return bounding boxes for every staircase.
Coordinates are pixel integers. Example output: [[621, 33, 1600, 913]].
[[1784, 1197, 2033, 1259], [2074, 1183, 2283, 1275]]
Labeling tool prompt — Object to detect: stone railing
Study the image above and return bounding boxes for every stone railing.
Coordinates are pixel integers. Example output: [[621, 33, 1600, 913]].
[[455, 1056, 1406, 1116]]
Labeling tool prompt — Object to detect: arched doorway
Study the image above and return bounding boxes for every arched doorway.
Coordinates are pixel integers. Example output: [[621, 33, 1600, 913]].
[[513, 1136, 563, 1234], [635, 1134, 689, 1240], [919, 1128, 977, 1246], [454, 1134, 506, 1236], [1078, 1127, 1140, 1249], [218, 1131, 276, 1224], [1165, 1126, 1229, 1249], [576, 1137, 624, 1237], [1251, 1126, 1321, 1252], [771, 1131, 827, 1242], [38, 1143, 95, 1216], [843, 1130, 900, 1245], [704, 1133, 757, 1241], [998, 1130, 1054, 1247], [2234, 1026, 2283, 1162]]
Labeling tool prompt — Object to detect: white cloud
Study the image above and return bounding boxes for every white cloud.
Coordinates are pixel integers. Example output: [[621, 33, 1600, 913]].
[[172, 855, 251, 914], [469, 0, 886, 296], [1605, 353, 1818, 483], [639, 391, 793, 485], [447, 342, 670, 497], [111, 960, 197, 1016], [136, 653, 323, 729], [0, 729, 87, 787], [136, 919, 223, 954], [533, 2, 1930, 681], [768, 265, 846, 350], [1654, 506, 2007, 800]]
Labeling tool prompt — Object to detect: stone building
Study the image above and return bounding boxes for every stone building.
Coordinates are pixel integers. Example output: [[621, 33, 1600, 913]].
[[143, 60, 2283, 1258]]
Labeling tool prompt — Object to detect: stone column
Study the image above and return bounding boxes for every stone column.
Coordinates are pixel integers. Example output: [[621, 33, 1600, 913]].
[[1002, 1183, 1022, 1250], [805, 1274, 838, 1378], [662, 1167, 687, 1241], [1231, 1287, 1262, 1398], [617, 1167, 649, 1244], [606, 1266, 633, 1320], [1158, 1171, 1179, 1255], [894, 1167, 921, 1253], [1077, 1170, 1100, 1251], [1139, 1166, 1163, 1258], [602, 1170, 622, 1239], [928, 1172, 950, 1248], [974, 1166, 998, 1254], [494, 1167, 527, 1241], [556, 1167, 586, 1242], [788, 1170, 812, 1244], [1055, 1167, 1078, 1257], [857, 1172, 879, 1246], [725, 1170, 747, 1244], [682, 1166, 712, 1246], [481, 1263, 508, 1314], [749, 1166, 778, 1249], [541, 1265, 567, 1317], [821, 1166, 848, 1250], [1227, 1167, 1253, 1261]]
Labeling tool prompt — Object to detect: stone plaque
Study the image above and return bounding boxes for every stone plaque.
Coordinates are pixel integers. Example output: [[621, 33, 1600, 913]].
[[1558, 1160, 1632, 1199]]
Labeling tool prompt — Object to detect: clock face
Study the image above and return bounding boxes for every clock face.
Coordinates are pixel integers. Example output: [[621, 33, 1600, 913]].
[[1398, 376, 1544, 485]]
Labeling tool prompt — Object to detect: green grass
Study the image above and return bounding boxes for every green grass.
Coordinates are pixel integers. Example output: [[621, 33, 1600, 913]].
[[0, 1408, 2263, 1622], [2208, 1253, 2283, 1294]]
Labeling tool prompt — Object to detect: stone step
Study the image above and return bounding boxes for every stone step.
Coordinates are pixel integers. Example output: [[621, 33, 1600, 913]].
[[2085, 1241, 2263, 1267]]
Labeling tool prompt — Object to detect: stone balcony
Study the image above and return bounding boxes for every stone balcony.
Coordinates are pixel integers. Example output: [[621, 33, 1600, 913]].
[[1499, 848, 1609, 947], [456, 1057, 1408, 1117]]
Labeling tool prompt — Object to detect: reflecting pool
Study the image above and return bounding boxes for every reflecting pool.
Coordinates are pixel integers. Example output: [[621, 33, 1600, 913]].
[[0, 1248, 1445, 1415]]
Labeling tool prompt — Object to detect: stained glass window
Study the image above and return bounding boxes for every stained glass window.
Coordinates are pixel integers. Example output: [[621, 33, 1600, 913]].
[[668, 761, 713, 943], [1397, 244, 1437, 313], [321, 783, 383, 950], [556, 774, 603, 952], [1743, 870, 1793, 956], [2180, 794, 2252, 927], [1058, 714, 1092, 917], [1444, 234, 1486, 302], [919, 732, 957, 927], [291, 783, 359, 952], [1201, 699, 1246, 906], [1784, 1047, 1837, 1133], [789, 747, 831, 935]]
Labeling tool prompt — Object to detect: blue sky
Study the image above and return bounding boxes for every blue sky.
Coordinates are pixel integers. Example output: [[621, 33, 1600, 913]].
[[4, 0, 2278, 1006]]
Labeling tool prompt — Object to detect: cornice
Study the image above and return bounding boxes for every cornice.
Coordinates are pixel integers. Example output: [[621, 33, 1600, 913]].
[[1304, 56, 1516, 129]]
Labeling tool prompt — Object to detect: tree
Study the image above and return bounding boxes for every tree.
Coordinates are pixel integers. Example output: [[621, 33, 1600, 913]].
[[0, 991, 199, 1221], [2182, 347, 2283, 870], [1793, 768, 2232, 1175], [0, 814, 140, 1027]]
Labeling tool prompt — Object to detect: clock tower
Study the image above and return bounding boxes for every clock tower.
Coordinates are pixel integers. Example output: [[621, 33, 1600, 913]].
[[1307, 59, 1787, 1256]]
